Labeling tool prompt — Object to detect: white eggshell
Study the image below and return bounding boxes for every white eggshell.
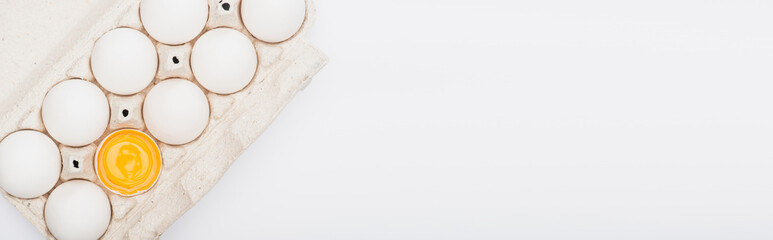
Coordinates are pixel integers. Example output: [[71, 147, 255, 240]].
[[0, 131, 61, 199], [191, 28, 258, 94], [140, 0, 209, 45], [91, 28, 158, 95], [143, 79, 210, 145], [42, 80, 109, 146], [45, 180, 111, 240], [241, 0, 306, 43]]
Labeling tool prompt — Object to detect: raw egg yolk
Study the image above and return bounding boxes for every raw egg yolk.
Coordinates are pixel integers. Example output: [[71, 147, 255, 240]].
[[95, 129, 162, 196]]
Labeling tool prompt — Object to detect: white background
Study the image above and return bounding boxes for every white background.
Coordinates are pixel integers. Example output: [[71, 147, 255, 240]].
[[3, 0, 773, 239]]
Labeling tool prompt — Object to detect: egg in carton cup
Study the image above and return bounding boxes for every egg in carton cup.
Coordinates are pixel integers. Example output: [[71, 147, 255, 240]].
[[0, 0, 327, 239]]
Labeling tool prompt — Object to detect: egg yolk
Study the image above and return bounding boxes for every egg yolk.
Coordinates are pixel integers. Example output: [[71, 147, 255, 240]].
[[95, 129, 162, 196]]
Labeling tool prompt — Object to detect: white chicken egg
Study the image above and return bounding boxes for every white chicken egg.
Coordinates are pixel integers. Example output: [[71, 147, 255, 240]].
[[241, 0, 306, 43], [91, 28, 158, 95], [42, 79, 109, 147], [143, 79, 210, 145], [45, 180, 111, 240], [0, 130, 61, 199], [140, 0, 209, 45], [191, 28, 258, 94]]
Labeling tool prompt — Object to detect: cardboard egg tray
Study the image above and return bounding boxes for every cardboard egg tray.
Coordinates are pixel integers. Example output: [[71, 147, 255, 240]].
[[0, 0, 327, 239]]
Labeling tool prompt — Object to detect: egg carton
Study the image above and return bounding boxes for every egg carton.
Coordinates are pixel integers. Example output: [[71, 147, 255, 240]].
[[0, 0, 327, 239]]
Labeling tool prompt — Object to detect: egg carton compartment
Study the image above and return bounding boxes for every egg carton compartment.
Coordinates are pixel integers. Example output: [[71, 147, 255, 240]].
[[207, 0, 244, 30], [155, 43, 194, 81], [0, 0, 327, 239], [107, 93, 146, 132], [59, 144, 98, 182]]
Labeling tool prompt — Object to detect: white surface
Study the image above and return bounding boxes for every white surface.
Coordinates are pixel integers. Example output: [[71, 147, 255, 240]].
[[0, 131, 61, 199], [45, 180, 111, 240], [140, 0, 208, 45], [3, 0, 773, 239], [143, 79, 210, 145], [92, 28, 158, 95], [191, 28, 257, 94], [241, 0, 306, 43], [42, 80, 110, 147]]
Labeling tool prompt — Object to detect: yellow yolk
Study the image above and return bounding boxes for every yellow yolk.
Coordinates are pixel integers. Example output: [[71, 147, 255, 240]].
[[95, 129, 162, 196]]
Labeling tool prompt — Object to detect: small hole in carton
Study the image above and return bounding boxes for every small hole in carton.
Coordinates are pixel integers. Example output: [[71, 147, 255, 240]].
[[122, 109, 129, 117], [172, 56, 180, 64], [72, 160, 79, 169], [222, 3, 231, 11]]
